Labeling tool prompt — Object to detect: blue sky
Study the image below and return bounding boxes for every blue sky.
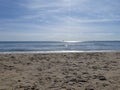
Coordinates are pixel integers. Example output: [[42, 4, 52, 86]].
[[0, 0, 120, 41]]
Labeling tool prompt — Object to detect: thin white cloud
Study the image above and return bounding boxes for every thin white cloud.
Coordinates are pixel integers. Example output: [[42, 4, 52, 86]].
[[18, 0, 120, 23], [65, 17, 120, 23], [1, 30, 119, 41]]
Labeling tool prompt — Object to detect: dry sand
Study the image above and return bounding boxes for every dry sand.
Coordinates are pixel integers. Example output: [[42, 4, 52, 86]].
[[0, 52, 120, 90]]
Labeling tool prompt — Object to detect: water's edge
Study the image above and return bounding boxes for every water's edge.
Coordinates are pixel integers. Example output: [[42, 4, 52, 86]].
[[0, 50, 120, 54]]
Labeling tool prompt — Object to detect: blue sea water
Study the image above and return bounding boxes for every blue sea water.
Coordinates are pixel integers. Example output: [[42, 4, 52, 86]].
[[0, 41, 120, 53]]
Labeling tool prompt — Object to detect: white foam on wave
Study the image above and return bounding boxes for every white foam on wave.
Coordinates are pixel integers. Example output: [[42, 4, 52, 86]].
[[0, 50, 119, 54]]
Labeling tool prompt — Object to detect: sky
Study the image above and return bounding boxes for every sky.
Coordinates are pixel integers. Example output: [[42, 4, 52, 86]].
[[0, 0, 120, 41]]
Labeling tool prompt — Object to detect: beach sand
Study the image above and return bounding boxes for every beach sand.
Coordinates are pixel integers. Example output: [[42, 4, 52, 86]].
[[0, 52, 120, 90]]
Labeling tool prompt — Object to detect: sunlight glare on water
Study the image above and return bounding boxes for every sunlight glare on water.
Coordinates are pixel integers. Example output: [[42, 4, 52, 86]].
[[63, 41, 81, 43]]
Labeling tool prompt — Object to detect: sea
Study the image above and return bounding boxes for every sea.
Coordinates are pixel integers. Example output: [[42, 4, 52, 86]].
[[0, 41, 120, 53]]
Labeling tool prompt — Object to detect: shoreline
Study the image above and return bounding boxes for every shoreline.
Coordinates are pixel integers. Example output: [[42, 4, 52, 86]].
[[0, 50, 120, 54]]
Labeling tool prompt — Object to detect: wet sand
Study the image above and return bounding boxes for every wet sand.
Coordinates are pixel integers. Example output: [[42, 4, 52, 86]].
[[0, 52, 120, 90]]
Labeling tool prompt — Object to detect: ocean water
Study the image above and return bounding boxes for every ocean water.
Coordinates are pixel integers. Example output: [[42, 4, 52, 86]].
[[0, 41, 120, 53]]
